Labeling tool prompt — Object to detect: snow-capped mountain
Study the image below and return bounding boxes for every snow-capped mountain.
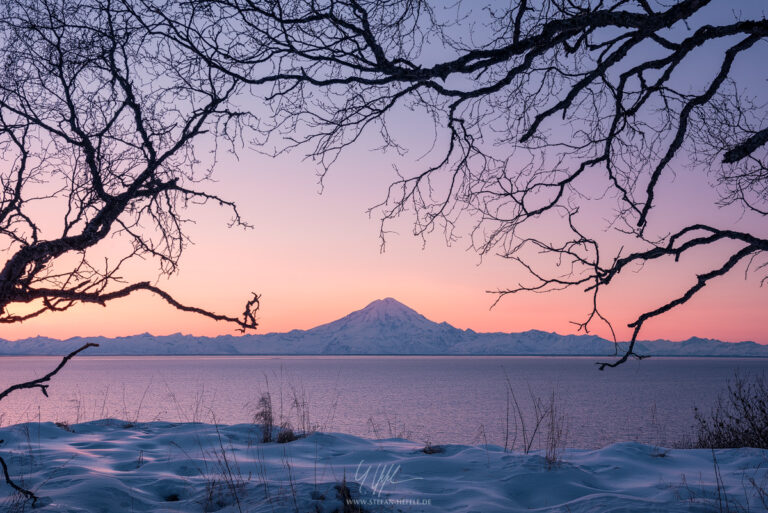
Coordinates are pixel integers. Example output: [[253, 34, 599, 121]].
[[305, 297, 463, 353], [1, 298, 767, 357]]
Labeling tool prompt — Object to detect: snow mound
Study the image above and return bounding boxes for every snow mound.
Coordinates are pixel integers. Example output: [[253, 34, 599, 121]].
[[0, 421, 766, 512]]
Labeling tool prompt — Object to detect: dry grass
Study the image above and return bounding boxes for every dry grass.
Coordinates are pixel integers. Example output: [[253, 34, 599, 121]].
[[694, 372, 768, 449], [502, 372, 568, 466]]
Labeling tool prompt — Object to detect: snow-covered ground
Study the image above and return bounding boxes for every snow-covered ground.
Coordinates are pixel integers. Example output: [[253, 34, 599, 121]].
[[0, 421, 766, 512]]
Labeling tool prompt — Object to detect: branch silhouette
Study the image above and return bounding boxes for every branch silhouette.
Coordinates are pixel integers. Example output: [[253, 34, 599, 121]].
[[172, 0, 768, 367], [0, 342, 100, 504], [0, 0, 260, 331]]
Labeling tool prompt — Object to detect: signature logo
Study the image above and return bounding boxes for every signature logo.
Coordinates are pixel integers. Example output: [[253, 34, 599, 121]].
[[353, 460, 424, 497]]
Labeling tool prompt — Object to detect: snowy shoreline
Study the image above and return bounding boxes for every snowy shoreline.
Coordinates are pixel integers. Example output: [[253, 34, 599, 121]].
[[1, 420, 766, 512]]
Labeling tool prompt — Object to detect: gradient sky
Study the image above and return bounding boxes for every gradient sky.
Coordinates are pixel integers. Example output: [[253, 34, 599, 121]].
[[4, 140, 767, 344], [2, 1, 767, 344]]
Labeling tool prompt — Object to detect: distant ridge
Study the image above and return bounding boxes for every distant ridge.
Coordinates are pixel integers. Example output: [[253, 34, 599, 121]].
[[1, 298, 767, 357]]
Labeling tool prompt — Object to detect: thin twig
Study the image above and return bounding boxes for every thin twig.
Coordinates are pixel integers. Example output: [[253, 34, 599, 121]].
[[0, 342, 98, 505], [0, 343, 99, 402], [0, 453, 36, 504]]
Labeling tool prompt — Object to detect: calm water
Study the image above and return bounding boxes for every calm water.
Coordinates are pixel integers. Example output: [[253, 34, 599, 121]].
[[1, 356, 766, 448]]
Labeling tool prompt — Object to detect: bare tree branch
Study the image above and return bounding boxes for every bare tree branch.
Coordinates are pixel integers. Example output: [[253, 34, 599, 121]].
[[0, 454, 36, 505], [0, 343, 98, 402], [0, 0, 261, 330], [0, 342, 100, 504], [182, 0, 768, 367]]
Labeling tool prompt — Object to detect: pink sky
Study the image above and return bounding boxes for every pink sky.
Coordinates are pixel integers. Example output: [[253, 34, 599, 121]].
[[3, 141, 766, 344], [3, 1, 767, 344]]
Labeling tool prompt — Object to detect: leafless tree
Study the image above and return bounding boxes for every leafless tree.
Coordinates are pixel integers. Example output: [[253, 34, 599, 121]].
[[159, 0, 768, 368], [0, 0, 260, 330], [0, 0, 261, 502]]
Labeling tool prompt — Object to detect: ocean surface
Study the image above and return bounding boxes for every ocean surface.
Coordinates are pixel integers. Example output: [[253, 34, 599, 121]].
[[1, 355, 766, 448]]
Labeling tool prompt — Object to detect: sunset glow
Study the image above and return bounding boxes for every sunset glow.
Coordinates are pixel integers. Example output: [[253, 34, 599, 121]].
[[3, 146, 766, 344]]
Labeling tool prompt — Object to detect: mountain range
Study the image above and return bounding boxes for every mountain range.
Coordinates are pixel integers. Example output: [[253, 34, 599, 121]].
[[1, 297, 767, 357]]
